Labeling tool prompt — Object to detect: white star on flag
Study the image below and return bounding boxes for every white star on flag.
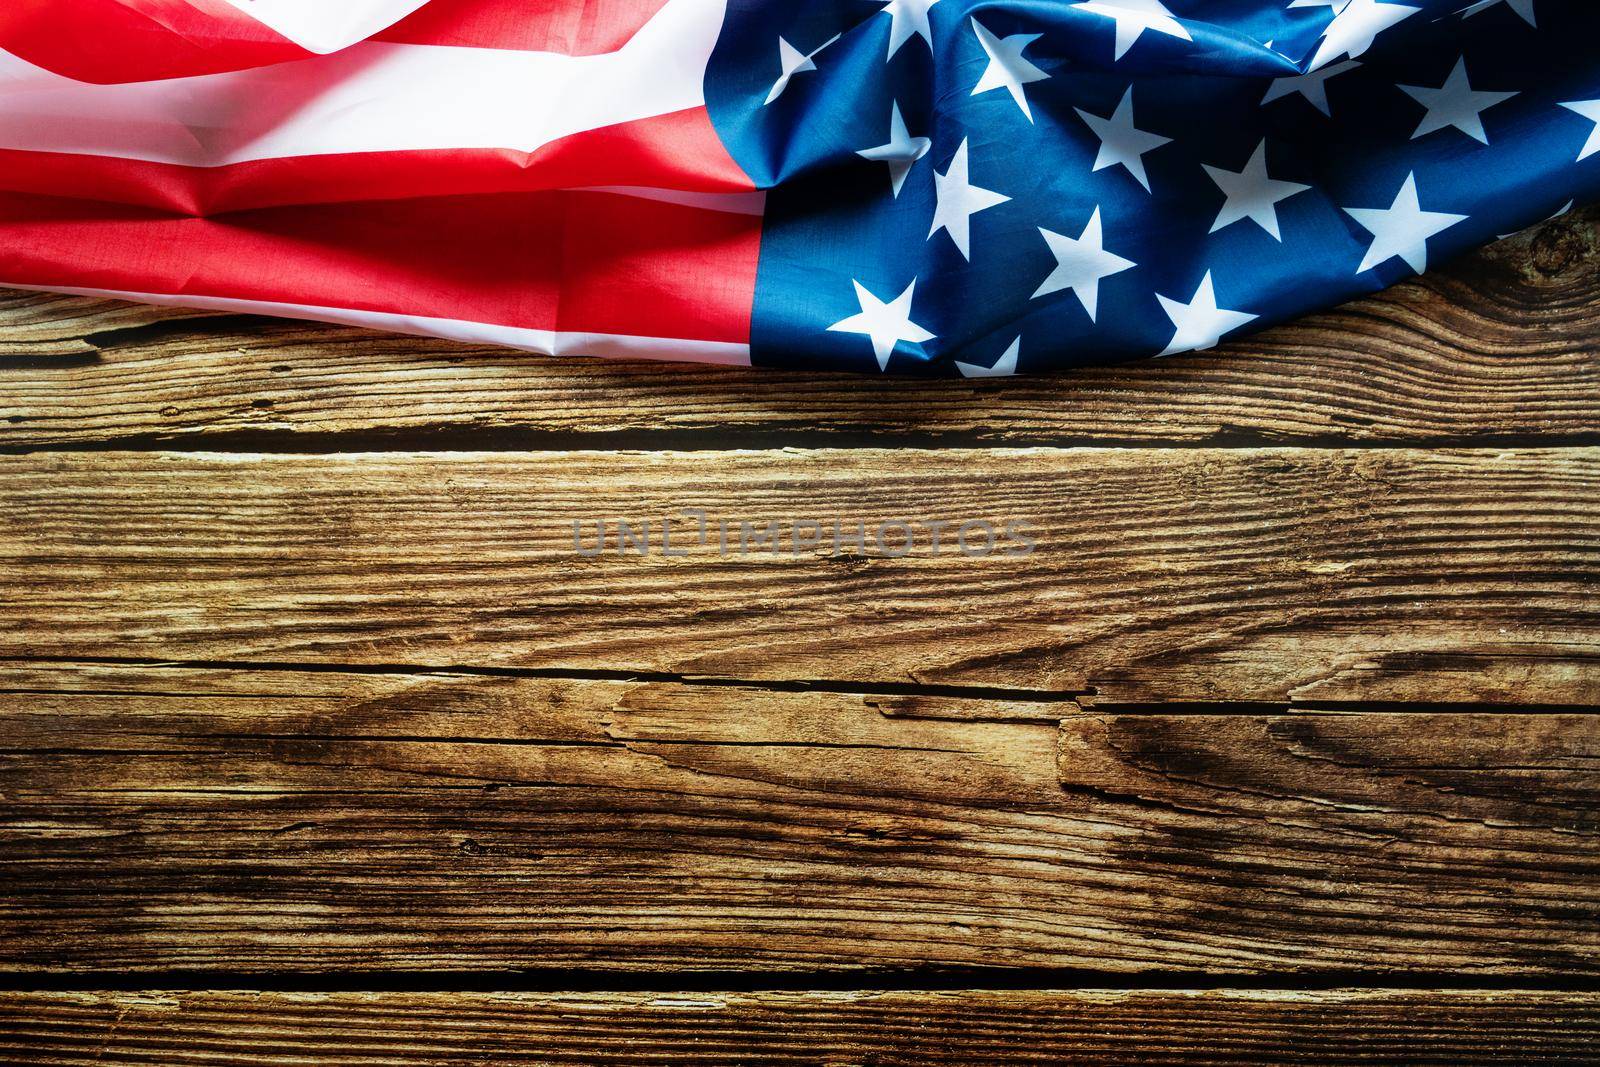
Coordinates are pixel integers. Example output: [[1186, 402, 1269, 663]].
[[1157, 271, 1258, 356], [1343, 171, 1468, 274], [956, 337, 1021, 377], [1262, 59, 1361, 117], [929, 139, 1011, 260], [1397, 57, 1517, 144], [1562, 100, 1600, 162], [1202, 139, 1311, 240], [764, 34, 840, 106], [970, 18, 1050, 122], [828, 279, 936, 370], [872, 0, 941, 60], [1075, 86, 1172, 192], [1458, 0, 1536, 27], [856, 101, 931, 197], [1311, 0, 1419, 71], [1032, 206, 1137, 321], [1069, 0, 1191, 61]]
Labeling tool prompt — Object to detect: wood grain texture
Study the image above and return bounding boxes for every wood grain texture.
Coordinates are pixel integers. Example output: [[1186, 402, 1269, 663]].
[[0, 210, 1596, 448], [4, 989, 1600, 1065], [2, 208, 1597, 1029], [2, 663, 1596, 974], [2, 448, 1597, 702]]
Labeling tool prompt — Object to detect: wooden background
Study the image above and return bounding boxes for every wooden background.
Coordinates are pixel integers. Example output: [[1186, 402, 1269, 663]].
[[1, 208, 1598, 1064]]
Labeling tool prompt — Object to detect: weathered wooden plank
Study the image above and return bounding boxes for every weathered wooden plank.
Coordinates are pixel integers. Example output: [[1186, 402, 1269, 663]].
[[3, 989, 1598, 1065], [1, 211, 1596, 447], [2, 664, 1596, 974], [2, 448, 1597, 703], [0, 291, 214, 362]]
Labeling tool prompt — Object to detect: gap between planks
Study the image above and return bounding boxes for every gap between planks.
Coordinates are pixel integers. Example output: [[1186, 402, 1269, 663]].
[[3, 655, 1597, 717]]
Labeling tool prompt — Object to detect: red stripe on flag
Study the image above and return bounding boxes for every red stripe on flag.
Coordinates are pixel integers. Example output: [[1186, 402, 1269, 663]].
[[0, 108, 753, 215], [0, 188, 760, 344], [0, 0, 683, 84], [0, 0, 306, 85], [377, 0, 673, 55]]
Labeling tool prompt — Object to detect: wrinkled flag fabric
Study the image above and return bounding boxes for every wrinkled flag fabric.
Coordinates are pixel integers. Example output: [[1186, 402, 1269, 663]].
[[0, 0, 1595, 375]]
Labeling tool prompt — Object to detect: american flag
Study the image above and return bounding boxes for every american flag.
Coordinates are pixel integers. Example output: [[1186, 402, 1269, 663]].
[[0, 0, 1594, 375]]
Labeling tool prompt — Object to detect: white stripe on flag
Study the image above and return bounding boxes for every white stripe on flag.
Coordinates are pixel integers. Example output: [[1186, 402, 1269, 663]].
[[215, 0, 435, 53], [0, 0, 726, 166], [1, 282, 753, 366]]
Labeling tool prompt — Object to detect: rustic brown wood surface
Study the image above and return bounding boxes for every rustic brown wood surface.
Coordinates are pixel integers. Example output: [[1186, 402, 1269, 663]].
[[2, 448, 1596, 701], [5, 990, 1600, 1066], [1, 663, 1597, 976], [1, 210, 1597, 1063]]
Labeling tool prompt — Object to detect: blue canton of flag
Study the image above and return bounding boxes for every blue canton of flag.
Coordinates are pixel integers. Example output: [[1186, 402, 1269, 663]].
[[705, 0, 1600, 375]]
